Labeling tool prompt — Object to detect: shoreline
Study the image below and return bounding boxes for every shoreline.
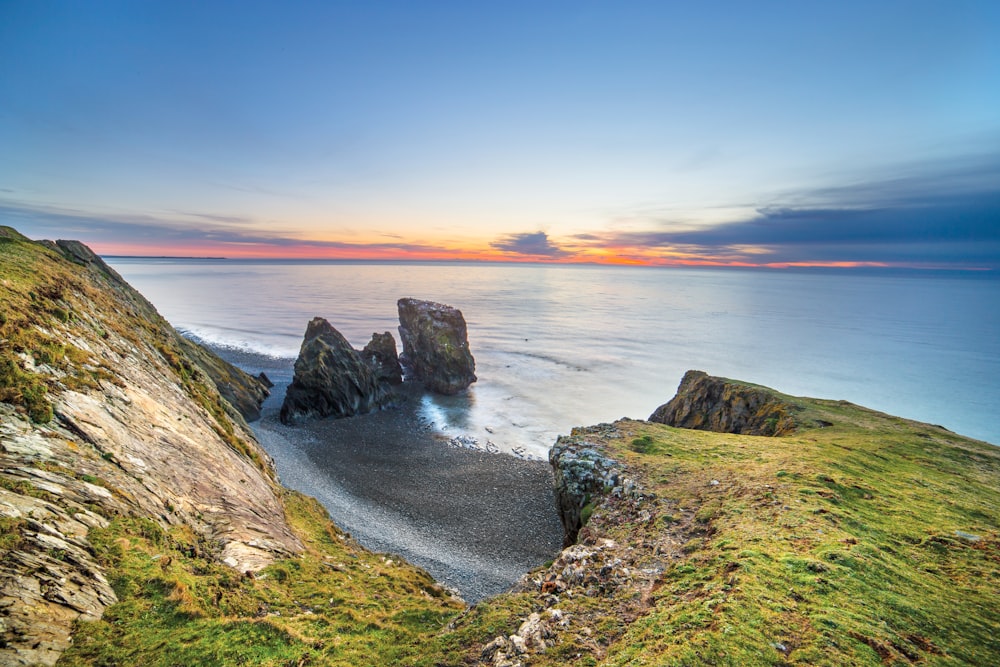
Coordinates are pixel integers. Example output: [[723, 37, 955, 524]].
[[228, 351, 563, 603]]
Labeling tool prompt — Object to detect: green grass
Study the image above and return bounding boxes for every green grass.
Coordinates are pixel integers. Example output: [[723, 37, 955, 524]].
[[57, 490, 464, 667], [431, 401, 1000, 666]]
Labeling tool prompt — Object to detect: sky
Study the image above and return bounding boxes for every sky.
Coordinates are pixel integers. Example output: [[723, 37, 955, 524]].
[[1, 1, 999, 268]]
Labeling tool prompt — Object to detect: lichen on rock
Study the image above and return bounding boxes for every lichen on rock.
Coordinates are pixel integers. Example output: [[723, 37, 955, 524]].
[[549, 427, 625, 547]]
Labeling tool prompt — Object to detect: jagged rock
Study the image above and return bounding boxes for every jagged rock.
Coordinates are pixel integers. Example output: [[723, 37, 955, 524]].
[[361, 331, 403, 385], [397, 298, 476, 395], [178, 336, 270, 422], [280, 318, 393, 424], [549, 433, 623, 546], [649, 370, 798, 436]]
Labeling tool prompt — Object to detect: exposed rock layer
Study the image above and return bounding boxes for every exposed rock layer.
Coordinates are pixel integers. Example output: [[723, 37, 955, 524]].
[[397, 298, 476, 395], [649, 370, 798, 436], [0, 232, 302, 665], [279, 318, 393, 424]]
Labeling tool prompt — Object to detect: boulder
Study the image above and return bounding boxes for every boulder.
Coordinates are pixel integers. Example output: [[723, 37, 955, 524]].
[[648, 370, 798, 436], [397, 298, 477, 395], [361, 331, 403, 385], [280, 318, 392, 424]]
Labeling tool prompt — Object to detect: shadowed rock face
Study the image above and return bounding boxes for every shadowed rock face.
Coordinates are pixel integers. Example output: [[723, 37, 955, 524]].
[[280, 318, 394, 424], [397, 298, 476, 395], [178, 337, 270, 422], [361, 331, 403, 386], [649, 370, 798, 436]]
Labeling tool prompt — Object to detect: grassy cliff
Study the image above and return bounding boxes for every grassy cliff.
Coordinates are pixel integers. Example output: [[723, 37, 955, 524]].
[[439, 391, 1000, 666]]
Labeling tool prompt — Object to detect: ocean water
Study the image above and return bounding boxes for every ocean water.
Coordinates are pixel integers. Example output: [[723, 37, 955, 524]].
[[108, 259, 1000, 451]]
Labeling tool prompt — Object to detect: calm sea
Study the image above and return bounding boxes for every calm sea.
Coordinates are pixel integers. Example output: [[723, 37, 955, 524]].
[[108, 259, 1000, 452]]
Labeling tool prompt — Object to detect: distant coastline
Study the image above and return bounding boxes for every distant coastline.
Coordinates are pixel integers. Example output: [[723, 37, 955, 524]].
[[102, 255, 229, 260]]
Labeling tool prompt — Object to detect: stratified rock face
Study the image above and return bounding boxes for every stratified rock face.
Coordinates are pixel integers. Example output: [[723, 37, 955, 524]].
[[649, 370, 798, 436], [397, 298, 477, 395], [280, 318, 393, 424], [361, 331, 403, 385], [1, 231, 302, 665]]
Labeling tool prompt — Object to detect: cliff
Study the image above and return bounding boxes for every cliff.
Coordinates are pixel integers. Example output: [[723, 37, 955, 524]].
[[443, 378, 1000, 666], [0, 230, 461, 665]]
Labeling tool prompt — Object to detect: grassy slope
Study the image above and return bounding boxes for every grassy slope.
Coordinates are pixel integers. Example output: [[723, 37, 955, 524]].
[[57, 490, 463, 667], [440, 396, 1000, 666]]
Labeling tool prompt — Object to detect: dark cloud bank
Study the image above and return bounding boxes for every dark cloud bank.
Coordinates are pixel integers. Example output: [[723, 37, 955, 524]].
[[490, 231, 567, 258], [595, 154, 1000, 269]]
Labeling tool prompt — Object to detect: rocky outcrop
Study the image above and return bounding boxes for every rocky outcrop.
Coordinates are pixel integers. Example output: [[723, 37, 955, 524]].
[[649, 370, 798, 436], [397, 298, 476, 395], [549, 425, 629, 547], [178, 336, 270, 422], [361, 331, 403, 385], [280, 318, 393, 424], [1, 232, 302, 665]]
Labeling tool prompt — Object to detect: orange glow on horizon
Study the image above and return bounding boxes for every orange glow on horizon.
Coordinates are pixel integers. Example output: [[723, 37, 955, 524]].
[[86, 239, 987, 272]]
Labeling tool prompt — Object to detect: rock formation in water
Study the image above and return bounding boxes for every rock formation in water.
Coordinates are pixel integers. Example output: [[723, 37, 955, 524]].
[[279, 318, 393, 424], [396, 297, 477, 395], [0, 229, 302, 665], [361, 331, 403, 385], [648, 369, 799, 436]]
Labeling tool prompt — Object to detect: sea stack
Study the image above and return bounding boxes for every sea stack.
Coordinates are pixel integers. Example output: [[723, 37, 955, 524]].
[[397, 298, 477, 395], [280, 317, 393, 424], [361, 331, 404, 386]]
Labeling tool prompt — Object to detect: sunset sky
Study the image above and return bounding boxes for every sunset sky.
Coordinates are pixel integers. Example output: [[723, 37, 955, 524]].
[[2, 1, 999, 268]]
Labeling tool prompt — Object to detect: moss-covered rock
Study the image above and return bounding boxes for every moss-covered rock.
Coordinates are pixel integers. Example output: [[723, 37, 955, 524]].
[[397, 298, 476, 395], [649, 369, 799, 435], [279, 317, 394, 424]]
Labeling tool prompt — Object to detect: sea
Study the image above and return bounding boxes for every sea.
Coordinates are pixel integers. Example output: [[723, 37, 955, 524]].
[[108, 259, 1000, 452]]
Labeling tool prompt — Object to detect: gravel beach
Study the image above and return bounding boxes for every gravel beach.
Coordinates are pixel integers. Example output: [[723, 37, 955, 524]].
[[242, 360, 564, 603]]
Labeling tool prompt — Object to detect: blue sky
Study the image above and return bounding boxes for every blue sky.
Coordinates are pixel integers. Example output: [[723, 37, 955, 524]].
[[1, 1, 998, 267]]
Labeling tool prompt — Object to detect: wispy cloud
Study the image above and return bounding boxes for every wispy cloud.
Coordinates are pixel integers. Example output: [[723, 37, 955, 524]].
[[574, 152, 1000, 269], [489, 231, 568, 257], [0, 201, 443, 256]]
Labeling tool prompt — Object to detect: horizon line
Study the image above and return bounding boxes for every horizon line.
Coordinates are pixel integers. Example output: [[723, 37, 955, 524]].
[[98, 254, 996, 273]]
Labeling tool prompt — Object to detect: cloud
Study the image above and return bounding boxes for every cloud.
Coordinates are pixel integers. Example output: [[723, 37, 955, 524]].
[[489, 231, 568, 257], [581, 152, 1000, 268], [0, 201, 441, 254]]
